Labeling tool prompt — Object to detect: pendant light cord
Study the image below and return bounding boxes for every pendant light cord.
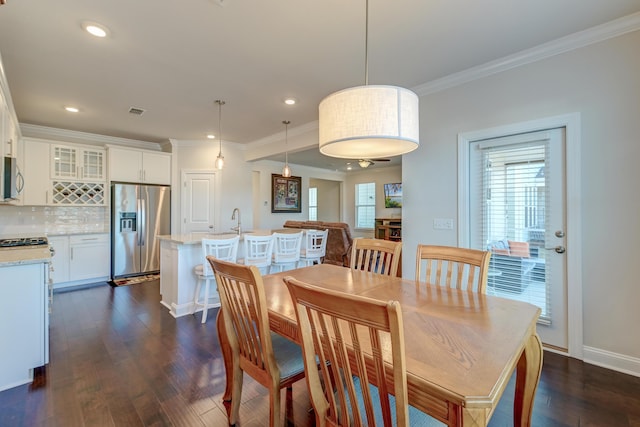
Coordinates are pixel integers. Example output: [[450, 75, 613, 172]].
[[364, 0, 369, 86], [283, 120, 290, 164], [216, 99, 225, 155]]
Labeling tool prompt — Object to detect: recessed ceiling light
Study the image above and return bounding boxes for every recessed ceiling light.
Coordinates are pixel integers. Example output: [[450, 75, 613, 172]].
[[65, 106, 79, 113], [284, 98, 296, 106], [207, 134, 216, 139], [82, 21, 109, 38]]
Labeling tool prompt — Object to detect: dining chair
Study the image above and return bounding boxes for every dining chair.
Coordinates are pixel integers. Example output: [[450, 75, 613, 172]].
[[297, 228, 328, 267], [192, 235, 239, 323], [283, 276, 443, 427], [208, 258, 306, 427], [350, 238, 402, 277], [239, 233, 274, 275], [415, 244, 492, 293], [270, 231, 303, 273]]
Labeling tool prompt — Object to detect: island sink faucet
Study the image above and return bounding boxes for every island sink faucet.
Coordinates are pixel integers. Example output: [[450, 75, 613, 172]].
[[231, 208, 241, 235]]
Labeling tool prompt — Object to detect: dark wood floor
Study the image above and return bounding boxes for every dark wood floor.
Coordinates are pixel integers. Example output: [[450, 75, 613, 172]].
[[1, 280, 639, 426]]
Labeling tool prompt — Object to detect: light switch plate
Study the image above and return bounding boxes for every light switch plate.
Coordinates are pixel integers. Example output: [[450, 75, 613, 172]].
[[433, 218, 454, 230]]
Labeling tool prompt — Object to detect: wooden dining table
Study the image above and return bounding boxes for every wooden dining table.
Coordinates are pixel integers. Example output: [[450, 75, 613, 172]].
[[216, 263, 543, 427]]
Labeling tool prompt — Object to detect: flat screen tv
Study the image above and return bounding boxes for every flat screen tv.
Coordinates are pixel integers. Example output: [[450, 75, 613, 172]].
[[384, 183, 402, 208]]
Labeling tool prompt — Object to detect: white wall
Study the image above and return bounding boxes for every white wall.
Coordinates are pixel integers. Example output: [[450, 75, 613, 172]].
[[344, 166, 402, 238], [403, 30, 640, 367], [310, 178, 341, 222]]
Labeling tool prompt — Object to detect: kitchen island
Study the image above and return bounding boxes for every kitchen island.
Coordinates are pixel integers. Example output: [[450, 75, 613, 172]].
[[157, 231, 268, 318], [157, 229, 303, 318]]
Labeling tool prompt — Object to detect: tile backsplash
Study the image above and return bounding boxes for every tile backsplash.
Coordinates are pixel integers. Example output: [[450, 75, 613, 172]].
[[0, 205, 109, 236]]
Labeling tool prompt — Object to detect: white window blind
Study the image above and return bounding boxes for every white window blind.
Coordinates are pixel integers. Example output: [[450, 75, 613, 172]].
[[470, 136, 551, 320], [308, 187, 318, 221], [355, 182, 375, 229]]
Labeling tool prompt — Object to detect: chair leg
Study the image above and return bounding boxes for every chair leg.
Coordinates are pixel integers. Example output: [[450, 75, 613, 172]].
[[269, 385, 282, 427], [193, 277, 202, 315], [201, 277, 210, 323], [229, 364, 244, 426]]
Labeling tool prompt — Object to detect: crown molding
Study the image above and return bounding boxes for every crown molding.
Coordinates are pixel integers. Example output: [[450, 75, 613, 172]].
[[168, 137, 243, 149], [20, 123, 163, 150], [413, 12, 640, 96]]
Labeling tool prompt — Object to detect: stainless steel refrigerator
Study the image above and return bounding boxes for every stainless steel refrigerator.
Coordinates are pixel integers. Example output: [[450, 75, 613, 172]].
[[111, 183, 170, 279]]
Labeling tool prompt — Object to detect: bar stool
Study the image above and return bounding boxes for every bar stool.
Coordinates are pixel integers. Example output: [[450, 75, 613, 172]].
[[238, 234, 274, 275], [193, 235, 239, 323], [298, 229, 328, 267], [271, 231, 303, 273]]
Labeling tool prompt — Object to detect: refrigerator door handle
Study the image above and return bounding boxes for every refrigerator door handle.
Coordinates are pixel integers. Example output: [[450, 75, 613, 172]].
[[136, 198, 142, 246], [140, 198, 146, 247]]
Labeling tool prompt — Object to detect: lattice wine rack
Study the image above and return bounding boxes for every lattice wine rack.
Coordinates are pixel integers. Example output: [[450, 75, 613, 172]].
[[52, 181, 105, 205]]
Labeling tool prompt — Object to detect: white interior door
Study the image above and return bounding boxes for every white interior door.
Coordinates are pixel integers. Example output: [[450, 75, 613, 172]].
[[468, 128, 568, 350], [182, 171, 216, 235]]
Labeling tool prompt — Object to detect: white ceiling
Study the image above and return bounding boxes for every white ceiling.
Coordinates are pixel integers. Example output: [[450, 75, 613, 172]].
[[1, 0, 640, 171]]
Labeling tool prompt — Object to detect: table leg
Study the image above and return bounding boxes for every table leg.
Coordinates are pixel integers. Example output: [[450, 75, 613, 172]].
[[216, 308, 233, 402], [514, 332, 543, 426]]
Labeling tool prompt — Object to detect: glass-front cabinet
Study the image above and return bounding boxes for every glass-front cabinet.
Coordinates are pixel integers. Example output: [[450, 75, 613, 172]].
[[51, 144, 105, 182]]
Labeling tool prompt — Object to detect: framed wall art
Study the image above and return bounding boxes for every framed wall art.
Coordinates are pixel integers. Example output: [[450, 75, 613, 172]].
[[271, 174, 301, 213]]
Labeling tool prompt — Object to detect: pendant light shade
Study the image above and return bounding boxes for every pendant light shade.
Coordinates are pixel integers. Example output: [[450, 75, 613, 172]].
[[319, 85, 419, 159], [282, 120, 292, 177], [318, 0, 419, 159], [214, 99, 225, 170]]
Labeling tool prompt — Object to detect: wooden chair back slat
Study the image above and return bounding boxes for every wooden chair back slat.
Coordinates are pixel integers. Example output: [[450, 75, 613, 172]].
[[350, 238, 402, 277], [415, 244, 491, 293]]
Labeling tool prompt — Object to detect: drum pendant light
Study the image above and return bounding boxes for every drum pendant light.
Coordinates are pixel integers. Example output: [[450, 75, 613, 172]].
[[214, 100, 225, 170], [318, 0, 419, 159]]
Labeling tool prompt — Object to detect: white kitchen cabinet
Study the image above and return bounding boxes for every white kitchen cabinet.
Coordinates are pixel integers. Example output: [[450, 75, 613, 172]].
[[50, 144, 106, 182], [49, 234, 110, 288], [0, 262, 49, 391], [22, 139, 106, 206], [69, 234, 110, 282], [108, 146, 171, 185], [1, 96, 19, 159], [23, 139, 51, 206], [48, 236, 70, 284]]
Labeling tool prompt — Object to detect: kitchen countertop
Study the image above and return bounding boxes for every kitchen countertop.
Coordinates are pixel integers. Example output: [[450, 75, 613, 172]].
[[157, 229, 295, 245], [0, 246, 51, 267], [45, 231, 110, 237]]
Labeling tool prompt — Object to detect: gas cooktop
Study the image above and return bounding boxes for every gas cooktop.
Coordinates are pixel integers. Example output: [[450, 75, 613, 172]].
[[0, 237, 49, 248]]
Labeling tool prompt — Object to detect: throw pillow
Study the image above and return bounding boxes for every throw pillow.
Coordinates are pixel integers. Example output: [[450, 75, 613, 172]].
[[492, 248, 510, 255], [508, 240, 530, 258]]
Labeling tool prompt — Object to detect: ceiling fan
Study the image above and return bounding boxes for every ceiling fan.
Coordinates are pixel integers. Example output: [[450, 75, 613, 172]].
[[357, 158, 391, 168]]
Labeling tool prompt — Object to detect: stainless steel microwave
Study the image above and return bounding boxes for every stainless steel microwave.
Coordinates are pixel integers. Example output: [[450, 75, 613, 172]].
[[2, 156, 22, 200]]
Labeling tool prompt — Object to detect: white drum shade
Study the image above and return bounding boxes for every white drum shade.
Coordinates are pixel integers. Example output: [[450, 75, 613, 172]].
[[318, 85, 420, 159]]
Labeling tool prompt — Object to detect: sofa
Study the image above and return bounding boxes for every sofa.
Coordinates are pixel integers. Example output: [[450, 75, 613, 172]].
[[283, 221, 353, 267], [487, 239, 540, 293]]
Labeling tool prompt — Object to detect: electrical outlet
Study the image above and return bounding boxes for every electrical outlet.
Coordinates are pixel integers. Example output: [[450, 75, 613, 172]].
[[433, 218, 454, 230]]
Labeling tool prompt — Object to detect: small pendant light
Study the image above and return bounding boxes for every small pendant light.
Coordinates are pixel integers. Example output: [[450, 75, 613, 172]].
[[214, 100, 225, 170], [282, 120, 292, 177]]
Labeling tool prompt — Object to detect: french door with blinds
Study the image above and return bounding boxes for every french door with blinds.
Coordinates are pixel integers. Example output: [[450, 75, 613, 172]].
[[468, 128, 567, 350]]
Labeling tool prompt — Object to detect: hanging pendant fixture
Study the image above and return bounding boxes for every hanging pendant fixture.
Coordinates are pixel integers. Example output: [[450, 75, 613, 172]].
[[214, 100, 225, 170], [318, 0, 419, 159], [282, 120, 292, 177]]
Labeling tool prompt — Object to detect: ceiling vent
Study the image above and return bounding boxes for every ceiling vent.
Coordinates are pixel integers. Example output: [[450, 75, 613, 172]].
[[128, 107, 146, 116]]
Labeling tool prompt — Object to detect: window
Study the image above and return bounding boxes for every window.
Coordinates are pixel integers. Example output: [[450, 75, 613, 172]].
[[355, 182, 375, 229], [308, 187, 318, 221]]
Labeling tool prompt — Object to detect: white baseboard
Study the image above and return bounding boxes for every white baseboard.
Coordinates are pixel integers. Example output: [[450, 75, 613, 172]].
[[582, 346, 640, 378]]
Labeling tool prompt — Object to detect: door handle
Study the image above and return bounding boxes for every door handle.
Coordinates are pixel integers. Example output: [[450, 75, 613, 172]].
[[545, 246, 566, 254]]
